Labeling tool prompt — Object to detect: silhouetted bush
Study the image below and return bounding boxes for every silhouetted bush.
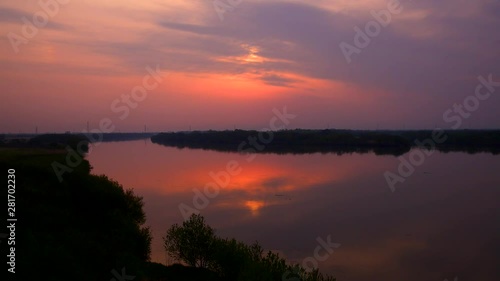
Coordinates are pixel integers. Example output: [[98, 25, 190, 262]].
[[163, 214, 336, 281], [1, 148, 151, 281]]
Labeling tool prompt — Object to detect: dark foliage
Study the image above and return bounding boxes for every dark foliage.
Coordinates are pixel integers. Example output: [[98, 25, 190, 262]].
[[164, 214, 336, 281], [151, 129, 500, 156], [0, 148, 151, 281]]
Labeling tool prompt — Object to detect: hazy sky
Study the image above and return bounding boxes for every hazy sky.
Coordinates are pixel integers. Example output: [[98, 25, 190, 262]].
[[1, 0, 499, 133]]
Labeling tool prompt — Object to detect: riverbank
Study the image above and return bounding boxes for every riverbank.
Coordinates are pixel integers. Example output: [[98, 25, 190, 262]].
[[1, 136, 336, 281], [151, 129, 500, 156]]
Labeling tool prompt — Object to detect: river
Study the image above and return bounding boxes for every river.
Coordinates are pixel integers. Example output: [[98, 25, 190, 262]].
[[87, 139, 500, 281]]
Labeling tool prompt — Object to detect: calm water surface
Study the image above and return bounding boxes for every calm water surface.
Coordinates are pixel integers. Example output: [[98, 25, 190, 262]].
[[87, 139, 500, 281]]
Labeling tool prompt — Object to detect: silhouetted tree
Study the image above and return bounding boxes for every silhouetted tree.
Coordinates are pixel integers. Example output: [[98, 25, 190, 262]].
[[162, 214, 337, 281], [163, 214, 216, 268]]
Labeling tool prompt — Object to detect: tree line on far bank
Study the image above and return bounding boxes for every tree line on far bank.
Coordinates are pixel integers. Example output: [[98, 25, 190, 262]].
[[151, 129, 500, 156]]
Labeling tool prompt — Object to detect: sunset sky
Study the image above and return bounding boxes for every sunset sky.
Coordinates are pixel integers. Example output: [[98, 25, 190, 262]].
[[1, 0, 499, 133]]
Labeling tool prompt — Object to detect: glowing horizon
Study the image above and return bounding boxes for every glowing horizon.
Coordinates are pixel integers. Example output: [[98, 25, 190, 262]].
[[1, 0, 499, 133]]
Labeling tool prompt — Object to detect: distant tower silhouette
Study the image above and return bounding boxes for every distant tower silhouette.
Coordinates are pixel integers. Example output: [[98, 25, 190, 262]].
[[35, 126, 38, 134], [87, 121, 90, 132]]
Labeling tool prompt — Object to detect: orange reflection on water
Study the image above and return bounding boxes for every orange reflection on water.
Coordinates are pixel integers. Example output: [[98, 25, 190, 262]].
[[87, 140, 500, 281], [244, 200, 266, 215], [87, 140, 393, 217]]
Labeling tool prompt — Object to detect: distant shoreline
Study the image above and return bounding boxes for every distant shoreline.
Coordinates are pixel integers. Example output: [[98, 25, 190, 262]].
[[150, 129, 500, 156], [2, 130, 500, 156], [0, 132, 156, 146]]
